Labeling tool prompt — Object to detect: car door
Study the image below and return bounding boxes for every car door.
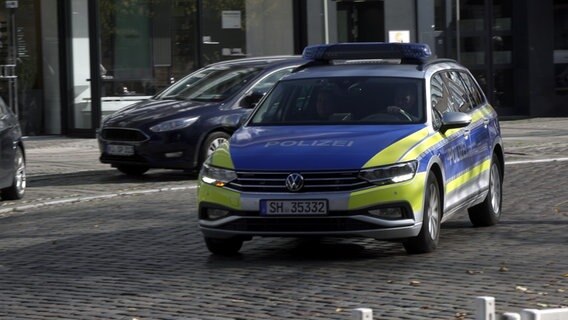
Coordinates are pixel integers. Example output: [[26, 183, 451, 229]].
[[0, 98, 14, 186], [430, 72, 472, 212], [457, 71, 493, 192]]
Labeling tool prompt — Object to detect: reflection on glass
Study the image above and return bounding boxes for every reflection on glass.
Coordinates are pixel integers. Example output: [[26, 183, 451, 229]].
[[493, 69, 513, 108], [554, 1, 568, 94], [493, 18, 511, 31], [72, 0, 92, 129], [492, 35, 512, 64]]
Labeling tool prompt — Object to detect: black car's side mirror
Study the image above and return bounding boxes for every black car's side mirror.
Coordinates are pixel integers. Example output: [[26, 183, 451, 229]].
[[440, 111, 472, 133], [239, 91, 265, 109]]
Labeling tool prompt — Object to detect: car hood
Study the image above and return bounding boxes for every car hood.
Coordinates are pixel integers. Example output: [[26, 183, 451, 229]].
[[104, 99, 212, 127], [228, 125, 426, 171]]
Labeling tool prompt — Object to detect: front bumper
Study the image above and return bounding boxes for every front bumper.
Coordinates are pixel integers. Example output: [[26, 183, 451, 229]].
[[98, 134, 200, 170], [199, 214, 422, 240], [197, 172, 427, 240]]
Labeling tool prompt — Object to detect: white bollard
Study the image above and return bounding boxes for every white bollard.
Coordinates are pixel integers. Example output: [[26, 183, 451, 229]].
[[521, 308, 568, 320], [502, 312, 521, 320], [475, 296, 496, 320], [352, 308, 373, 320]]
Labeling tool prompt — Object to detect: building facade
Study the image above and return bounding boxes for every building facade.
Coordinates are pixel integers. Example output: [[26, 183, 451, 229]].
[[0, 0, 566, 137]]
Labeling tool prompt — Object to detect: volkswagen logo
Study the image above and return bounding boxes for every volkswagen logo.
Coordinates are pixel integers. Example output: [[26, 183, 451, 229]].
[[285, 173, 304, 192]]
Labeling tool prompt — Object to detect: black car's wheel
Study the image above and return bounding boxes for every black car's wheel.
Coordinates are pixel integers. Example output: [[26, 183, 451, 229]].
[[204, 237, 243, 255], [1, 146, 26, 200], [403, 171, 441, 254], [116, 165, 149, 176], [200, 132, 231, 163], [468, 154, 502, 227]]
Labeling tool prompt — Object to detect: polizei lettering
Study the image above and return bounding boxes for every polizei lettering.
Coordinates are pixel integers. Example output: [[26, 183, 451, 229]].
[[264, 140, 354, 147]]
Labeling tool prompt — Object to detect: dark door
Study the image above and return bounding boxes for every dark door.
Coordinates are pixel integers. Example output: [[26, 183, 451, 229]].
[[337, 1, 385, 42], [0, 97, 14, 184]]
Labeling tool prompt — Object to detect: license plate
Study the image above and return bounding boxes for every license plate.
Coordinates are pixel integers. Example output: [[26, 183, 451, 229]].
[[261, 200, 328, 215], [107, 144, 135, 156]]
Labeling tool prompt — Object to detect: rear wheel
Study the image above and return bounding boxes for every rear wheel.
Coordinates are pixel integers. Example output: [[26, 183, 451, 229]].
[[468, 154, 502, 227], [204, 237, 243, 255], [116, 165, 149, 176], [1, 146, 26, 200], [403, 171, 441, 254]]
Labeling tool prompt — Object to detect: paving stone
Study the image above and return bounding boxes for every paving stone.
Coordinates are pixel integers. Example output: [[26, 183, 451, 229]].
[[0, 119, 566, 319]]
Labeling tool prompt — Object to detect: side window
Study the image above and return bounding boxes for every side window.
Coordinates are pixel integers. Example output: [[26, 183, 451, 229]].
[[431, 73, 452, 114], [447, 71, 473, 112], [0, 97, 8, 117], [430, 73, 451, 130], [458, 71, 484, 108]]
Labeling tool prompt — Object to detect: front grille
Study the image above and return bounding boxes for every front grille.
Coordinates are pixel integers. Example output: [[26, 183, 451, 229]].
[[217, 217, 382, 233], [227, 170, 372, 192], [101, 128, 148, 142]]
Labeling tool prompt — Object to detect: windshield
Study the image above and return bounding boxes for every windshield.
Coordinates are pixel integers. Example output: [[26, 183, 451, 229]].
[[249, 77, 425, 125], [155, 64, 264, 102]]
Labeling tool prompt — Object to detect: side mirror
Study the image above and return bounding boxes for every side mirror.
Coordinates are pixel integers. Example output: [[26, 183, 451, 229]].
[[440, 112, 472, 133], [239, 91, 265, 109]]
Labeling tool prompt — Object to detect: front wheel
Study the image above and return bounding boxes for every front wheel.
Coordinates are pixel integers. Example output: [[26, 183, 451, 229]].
[[468, 154, 502, 227], [1, 146, 26, 200], [403, 171, 441, 254], [200, 132, 231, 164], [204, 237, 243, 255]]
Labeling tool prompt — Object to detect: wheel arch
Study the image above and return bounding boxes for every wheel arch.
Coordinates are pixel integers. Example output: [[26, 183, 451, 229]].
[[493, 143, 505, 180], [17, 141, 26, 162], [426, 160, 445, 218], [429, 163, 444, 198]]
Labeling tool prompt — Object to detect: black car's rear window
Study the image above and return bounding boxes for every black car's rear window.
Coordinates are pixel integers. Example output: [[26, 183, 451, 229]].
[[156, 65, 264, 102]]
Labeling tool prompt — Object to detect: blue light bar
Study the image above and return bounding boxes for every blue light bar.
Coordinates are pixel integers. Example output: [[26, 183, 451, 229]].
[[302, 42, 432, 64]]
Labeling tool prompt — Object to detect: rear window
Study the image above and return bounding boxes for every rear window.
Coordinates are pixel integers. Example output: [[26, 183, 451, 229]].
[[156, 65, 264, 102], [249, 77, 425, 125]]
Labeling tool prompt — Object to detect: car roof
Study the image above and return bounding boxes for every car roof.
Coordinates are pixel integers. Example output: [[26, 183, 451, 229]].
[[284, 59, 467, 81], [206, 55, 306, 68], [283, 43, 472, 81], [288, 63, 427, 80]]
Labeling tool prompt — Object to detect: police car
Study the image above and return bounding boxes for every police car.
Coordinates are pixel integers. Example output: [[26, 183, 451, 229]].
[[197, 43, 504, 255]]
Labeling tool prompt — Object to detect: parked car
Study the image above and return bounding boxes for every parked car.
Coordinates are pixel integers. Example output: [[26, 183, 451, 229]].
[[197, 43, 504, 255], [0, 97, 26, 200], [98, 56, 306, 176]]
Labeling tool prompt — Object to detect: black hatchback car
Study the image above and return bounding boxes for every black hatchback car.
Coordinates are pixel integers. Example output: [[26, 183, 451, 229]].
[[98, 56, 305, 175], [0, 97, 26, 200]]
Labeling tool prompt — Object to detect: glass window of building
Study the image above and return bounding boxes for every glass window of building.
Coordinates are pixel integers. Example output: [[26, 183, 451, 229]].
[[554, 0, 568, 95], [491, 0, 513, 111], [0, 0, 54, 135], [96, 0, 295, 120]]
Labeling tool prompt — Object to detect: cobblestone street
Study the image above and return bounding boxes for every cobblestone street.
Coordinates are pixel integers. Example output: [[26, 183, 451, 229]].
[[0, 118, 566, 319]]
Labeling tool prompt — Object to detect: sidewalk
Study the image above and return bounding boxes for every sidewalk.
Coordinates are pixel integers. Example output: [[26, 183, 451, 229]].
[[21, 117, 568, 171]]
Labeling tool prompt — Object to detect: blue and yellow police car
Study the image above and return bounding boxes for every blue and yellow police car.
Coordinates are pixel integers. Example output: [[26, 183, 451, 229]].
[[197, 42, 504, 255]]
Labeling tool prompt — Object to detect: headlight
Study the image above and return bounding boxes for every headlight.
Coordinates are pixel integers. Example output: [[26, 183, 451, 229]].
[[200, 163, 237, 187], [149, 116, 199, 132], [359, 161, 418, 185]]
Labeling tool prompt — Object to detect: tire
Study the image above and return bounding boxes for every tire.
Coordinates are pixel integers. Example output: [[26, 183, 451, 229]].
[[204, 237, 243, 255], [1, 146, 26, 200], [116, 165, 149, 176], [468, 154, 502, 227], [200, 132, 231, 165], [403, 171, 441, 254]]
